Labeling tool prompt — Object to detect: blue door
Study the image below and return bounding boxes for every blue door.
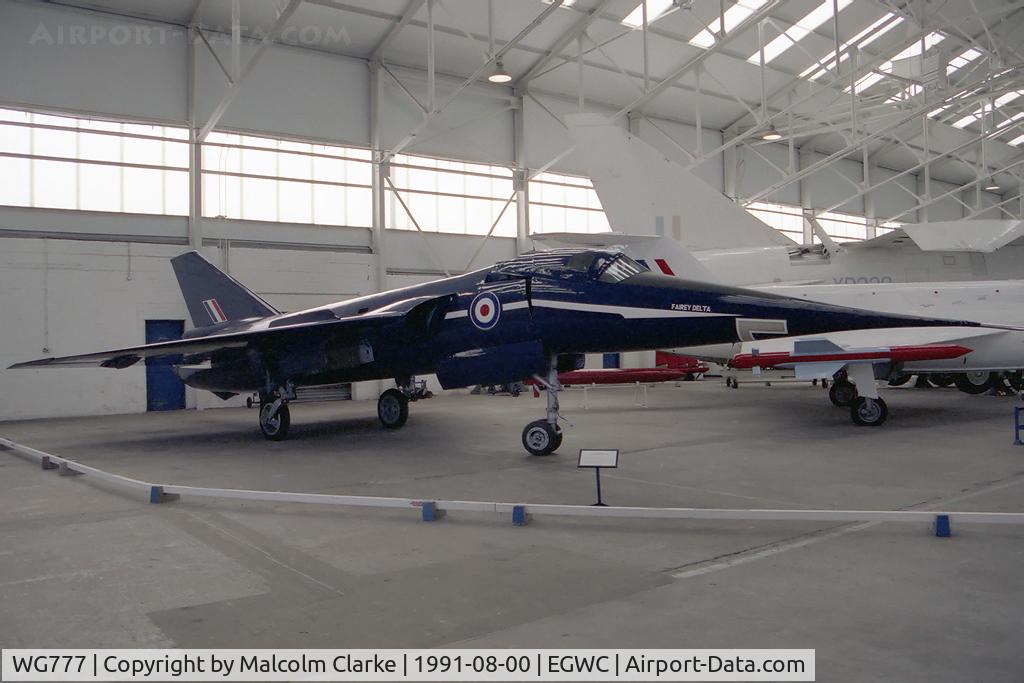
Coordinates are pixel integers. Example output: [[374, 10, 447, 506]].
[[602, 353, 621, 369], [145, 320, 185, 411]]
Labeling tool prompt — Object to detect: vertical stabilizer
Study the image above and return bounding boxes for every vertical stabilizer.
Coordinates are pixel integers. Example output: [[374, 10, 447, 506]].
[[564, 113, 795, 251], [171, 251, 279, 327]]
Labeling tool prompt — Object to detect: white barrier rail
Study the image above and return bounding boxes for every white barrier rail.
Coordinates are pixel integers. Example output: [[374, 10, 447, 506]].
[[3, 437, 1023, 534]]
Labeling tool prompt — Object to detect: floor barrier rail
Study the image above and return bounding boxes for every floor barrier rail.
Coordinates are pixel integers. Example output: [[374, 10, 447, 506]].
[[4, 437, 1023, 534]]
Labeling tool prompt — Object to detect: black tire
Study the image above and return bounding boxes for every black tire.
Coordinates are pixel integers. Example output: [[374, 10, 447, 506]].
[[888, 374, 912, 387], [954, 371, 995, 395], [850, 396, 888, 426], [929, 373, 955, 388], [829, 381, 858, 407], [522, 419, 561, 456], [377, 389, 409, 429], [259, 402, 290, 440]]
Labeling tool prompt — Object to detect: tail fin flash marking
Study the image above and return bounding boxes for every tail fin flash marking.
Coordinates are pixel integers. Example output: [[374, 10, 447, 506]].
[[171, 251, 279, 327], [202, 299, 228, 324], [654, 258, 676, 276]]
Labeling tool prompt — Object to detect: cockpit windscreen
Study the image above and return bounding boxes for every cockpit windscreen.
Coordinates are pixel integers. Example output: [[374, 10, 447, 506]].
[[592, 254, 649, 283]]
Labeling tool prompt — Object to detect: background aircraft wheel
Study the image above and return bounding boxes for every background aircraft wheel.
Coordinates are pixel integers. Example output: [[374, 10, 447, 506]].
[[259, 402, 290, 440], [1003, 371, 1023, 392], [850, 396, 887, 426], [522, 420, 560, 456], [954, 371, 995, 395], [377, 389, 409, 429], [928, 373, 955, 388], [888, 374, 912, 387], [829, 381, 857, 407]]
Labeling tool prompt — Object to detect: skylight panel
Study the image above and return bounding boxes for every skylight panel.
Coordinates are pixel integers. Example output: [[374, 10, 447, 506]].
[[748, 0, 853, 64], [1008, 129, 1024, 146], [621, 0, 675, 29], [849, 31, 945, 93], [948, 48, 983, 73], [800, 13, 902, 80], [887, 48, 985, 103], [689, 0, 769, 48], [952, 91, 1023, 128]]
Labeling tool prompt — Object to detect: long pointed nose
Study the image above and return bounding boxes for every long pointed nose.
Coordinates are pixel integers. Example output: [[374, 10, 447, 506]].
[[624, 272, 980, 342]]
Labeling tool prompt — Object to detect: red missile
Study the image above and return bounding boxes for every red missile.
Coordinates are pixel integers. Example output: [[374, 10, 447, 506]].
[[730, 344, 972, 370], [524, 367, 704, 387]]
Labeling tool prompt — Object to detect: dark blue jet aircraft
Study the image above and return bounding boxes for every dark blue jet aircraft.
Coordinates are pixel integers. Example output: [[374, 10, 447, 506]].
[[11, 249, 982, 455]]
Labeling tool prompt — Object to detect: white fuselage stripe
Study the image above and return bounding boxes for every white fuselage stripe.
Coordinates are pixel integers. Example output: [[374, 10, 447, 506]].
[[445, 299, 735, 320], [532, 299, 736, 319]]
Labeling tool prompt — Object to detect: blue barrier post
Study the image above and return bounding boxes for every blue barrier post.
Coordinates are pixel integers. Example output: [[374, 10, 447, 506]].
[[512, 505, 528, 526], [421, 501, 438, 522], [1015, 407, 1024, 445], [934, 514, 951, 538]]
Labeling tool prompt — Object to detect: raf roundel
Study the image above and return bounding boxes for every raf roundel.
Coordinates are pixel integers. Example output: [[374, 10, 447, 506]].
[[469, 291, 501, 330]]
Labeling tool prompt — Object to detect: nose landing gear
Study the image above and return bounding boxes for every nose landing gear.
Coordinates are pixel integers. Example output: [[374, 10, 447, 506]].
[[522, 359, 564, 456]]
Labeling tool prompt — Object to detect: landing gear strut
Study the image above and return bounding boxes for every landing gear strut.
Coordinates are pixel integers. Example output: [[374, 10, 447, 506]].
[[258, 385, 293, 440], [523, 358, 564, 456]]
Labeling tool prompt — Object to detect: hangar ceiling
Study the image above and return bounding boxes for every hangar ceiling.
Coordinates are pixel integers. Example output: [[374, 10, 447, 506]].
[[39, 0, 1024, 220]]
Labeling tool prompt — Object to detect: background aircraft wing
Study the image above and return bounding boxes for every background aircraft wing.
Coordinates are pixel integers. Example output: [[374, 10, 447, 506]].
[[844, 219, 1024, 253], [9, 293, 455, 369]]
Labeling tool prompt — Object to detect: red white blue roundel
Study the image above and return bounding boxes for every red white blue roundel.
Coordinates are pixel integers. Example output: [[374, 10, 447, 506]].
[[469, 291, 501, 330]]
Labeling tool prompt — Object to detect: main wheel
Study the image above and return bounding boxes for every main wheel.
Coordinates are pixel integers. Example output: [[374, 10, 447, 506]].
[[522, 419, 561, 456], [259, 402, 290, 440], [928, 373, 955, 388], [888, 374, 912, 387], [954, 371, 994, 395], [377, 388, 409, 429], [850, 396, 888, 426], [829, 381, 858, 407]]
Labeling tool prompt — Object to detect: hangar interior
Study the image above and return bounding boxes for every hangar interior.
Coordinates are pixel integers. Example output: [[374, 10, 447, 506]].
[[2, 0, 1024, 679], [3, 0, 1023, 419]]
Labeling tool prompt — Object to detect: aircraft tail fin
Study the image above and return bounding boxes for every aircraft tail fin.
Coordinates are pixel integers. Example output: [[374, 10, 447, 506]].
[[170, 251, 279, 327], [564, 113, 795, 251]]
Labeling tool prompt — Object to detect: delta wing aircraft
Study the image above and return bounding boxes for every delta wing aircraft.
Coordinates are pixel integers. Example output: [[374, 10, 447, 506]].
[[8, 250, 994, 452]]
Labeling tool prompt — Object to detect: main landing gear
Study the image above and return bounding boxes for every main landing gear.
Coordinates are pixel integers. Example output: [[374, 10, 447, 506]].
[[259, 385, 294, 441], [827, 368, 888, 426], [377, 376, 432, 430], [828, 375, 858, 407], [522, 359, 564, 456]]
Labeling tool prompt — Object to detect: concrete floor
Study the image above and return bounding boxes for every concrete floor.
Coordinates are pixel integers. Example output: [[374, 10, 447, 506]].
[[1, 381, 1022, 680]]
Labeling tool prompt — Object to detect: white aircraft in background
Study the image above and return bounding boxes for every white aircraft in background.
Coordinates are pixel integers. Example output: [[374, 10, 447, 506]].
[[532, 114, 1024, 425], [558, 113, 1024, 287]]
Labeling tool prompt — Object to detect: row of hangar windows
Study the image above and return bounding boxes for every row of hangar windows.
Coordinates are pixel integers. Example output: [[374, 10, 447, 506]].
[[0, 107, 890, 242]]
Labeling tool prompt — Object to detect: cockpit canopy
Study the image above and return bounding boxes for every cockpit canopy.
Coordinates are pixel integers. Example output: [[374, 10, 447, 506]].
[[488, 249, 649, 284]]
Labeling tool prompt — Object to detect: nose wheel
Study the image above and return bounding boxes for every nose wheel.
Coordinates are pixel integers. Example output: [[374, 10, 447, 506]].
[[522, 420, 562, 456], [522, 356, 566, 456]]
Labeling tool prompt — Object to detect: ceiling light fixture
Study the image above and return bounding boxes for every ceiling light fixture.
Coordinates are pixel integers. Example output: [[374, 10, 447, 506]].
[[488, 60, 512, 84], [761, 128, 783, 141], [984, 179, 1000, 192], [489, 60, 512, 83]]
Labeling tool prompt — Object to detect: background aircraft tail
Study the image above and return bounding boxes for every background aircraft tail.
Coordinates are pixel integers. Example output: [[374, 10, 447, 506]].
[[564, 113, 794, 251], [171, 251, 280, 327]]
